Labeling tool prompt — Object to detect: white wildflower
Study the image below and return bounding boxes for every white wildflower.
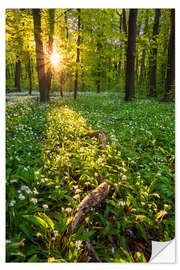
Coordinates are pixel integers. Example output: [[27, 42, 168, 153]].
[[84, 182, 90, 186], [10, 179, 17, 183], [73, 194, 80, 200], [36, 232, 41, 238], [42, 204, 48, 209], [18, 193, 25, 200], [85, 217, 90, 223], [9, 200, 16, 207], [94, 172, 98, 177], [121, 175, 127, 181], [30, 197, 38, 204], [65, 207, 72, 214], [119, 201, 126, 207], [75, 188, 81, 194], [75, 240, 82, 250], [53, 230, 59, 238], [141, 202, 145, 206], [33, 187, 39, 195], [6, 240, 11, 244], [21, 185, 32, 194]]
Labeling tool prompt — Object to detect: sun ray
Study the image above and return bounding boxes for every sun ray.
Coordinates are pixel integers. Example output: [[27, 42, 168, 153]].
[[50, 49, 61, 67]]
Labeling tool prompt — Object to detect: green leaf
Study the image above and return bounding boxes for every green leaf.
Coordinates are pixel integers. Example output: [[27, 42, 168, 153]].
[[81, 230, 96, 241], [135, 215, 153, 226], [38, 212, 54, 230], [23, 215, 49, 230]]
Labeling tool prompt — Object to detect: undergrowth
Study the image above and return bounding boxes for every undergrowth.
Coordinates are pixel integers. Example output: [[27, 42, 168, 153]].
[[6, 93, 175, 262]]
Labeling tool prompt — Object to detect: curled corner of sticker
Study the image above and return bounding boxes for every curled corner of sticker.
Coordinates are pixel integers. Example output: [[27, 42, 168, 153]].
[[149, 239, 175, 263]]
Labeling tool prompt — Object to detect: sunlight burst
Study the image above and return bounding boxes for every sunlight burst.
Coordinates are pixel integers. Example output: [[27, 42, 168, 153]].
[[50, 50, 61, 67]]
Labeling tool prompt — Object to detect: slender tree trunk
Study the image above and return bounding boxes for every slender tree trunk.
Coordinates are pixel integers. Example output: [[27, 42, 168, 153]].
[[6, 65, 10, 80], [27, 58, 32, 95], [81, 70, 85, 91], [46, 9, 55, 98], [32, 9, 48, 103], [74, 9, 81, 99], [60, 72, 64, 97], [15, 60, 21, 92], [96, 32, 103, 93], [122, 9, 128, 74], [163, 9, 175, 101], [139, 10, 149, 92], [135, 24, 141, 83], [125, 9, 138, 101], [148, 9, 161, 97], [139, 49, 146, 88], [65, 11, 69, 39]]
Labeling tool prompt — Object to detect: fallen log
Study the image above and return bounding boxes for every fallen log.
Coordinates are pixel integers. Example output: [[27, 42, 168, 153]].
[[85, 130, 108, 145], [70, 180, 111, 233]]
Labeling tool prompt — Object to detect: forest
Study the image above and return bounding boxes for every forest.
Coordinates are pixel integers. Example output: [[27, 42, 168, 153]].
[[6, 8, 175, 262]]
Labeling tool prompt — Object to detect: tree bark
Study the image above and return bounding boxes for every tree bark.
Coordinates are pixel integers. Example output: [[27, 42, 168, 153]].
[[148, 9, 161, 97], [27, 58, 32, 95], [163, 9, 175, 101], [125, 9, 138, 101], [32, 9, 48, 103], [74, 9, 81, 99], [15, 60, 21, 92], [60, 71, 64, 97], [46, 9, 55, 98], [139, 10, 149, 90], [122, 9, 128, 74], [139, 49, 145, 88]]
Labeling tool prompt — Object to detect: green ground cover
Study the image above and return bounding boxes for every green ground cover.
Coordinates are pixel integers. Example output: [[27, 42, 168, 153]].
[[6, 93, 175, 262]]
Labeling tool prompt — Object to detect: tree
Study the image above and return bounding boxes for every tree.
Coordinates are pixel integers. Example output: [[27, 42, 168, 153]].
[[139, 10, 149, 90], [46, 9, 55, 96], [125, 9, 138, 101], [32, 9, 48, 103], [15, 59, 21, 91], [162, 9, 175, 101], [148, 9, 161, 97], [26, 58, 32, 95], [74, 9, 81, 99]]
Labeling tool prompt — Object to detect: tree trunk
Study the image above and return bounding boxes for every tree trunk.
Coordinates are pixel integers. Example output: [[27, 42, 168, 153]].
[[27, 58, 32, 95], [60, 72, 64, 97], [148, 9, 161, 97], [139, 10, 149, 91], [139, 49, 146, 88], [15, 60, 21, 92], [74, 9, 81, 99], [122, 9, 128, 74], [65, 11, 69, 39], [163, 9, 175, 101], [32, 9, 48, 103], [125, 9, 138, 101], [81, 70, 85, 91], [46, 9, 55, 98]]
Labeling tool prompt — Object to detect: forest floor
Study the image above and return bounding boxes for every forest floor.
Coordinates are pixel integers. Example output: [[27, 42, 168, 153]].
[[6, 92, 175, 262]]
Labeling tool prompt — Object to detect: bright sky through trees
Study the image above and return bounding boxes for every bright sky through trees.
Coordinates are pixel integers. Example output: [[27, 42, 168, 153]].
[[50, 49, 61, 67]]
